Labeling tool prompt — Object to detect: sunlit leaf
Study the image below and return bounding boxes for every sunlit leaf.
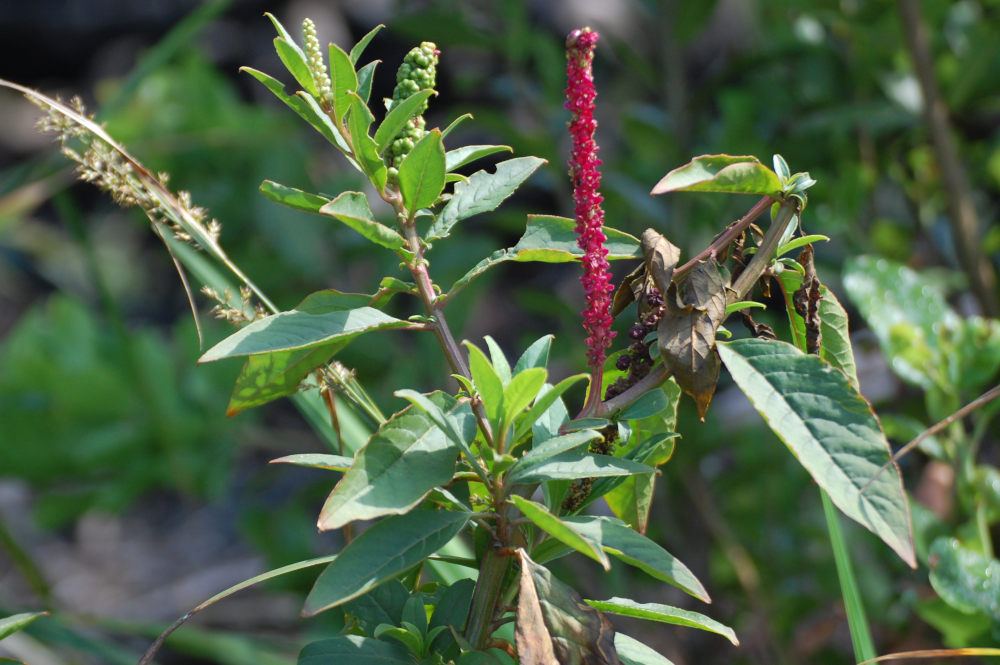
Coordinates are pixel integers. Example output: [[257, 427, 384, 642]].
[[0, 612, 48, 641], [651, 154, 782, 197], [446, 144, 514, 172], [929, 538, 1000, 621], [318, 190, 406, 250], [328, 42, 358, 123], [511, 496, 610, 569], [399, 130, 446, 212], [428, 157, 547, 240], [374, 90, 435, 154]]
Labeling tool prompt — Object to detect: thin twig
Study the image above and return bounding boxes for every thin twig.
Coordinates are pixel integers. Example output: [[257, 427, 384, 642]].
[[862, 384, 1000, 492]]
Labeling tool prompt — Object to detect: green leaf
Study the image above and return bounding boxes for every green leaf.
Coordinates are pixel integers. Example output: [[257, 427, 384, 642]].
[[304, 510, 470, 615], [270, 453, 355, 471], [348, 95, 387, 190], [620, 390, 670, 421], [445, 218, 641, 297], [299, 636, 413, 665], [259, 179, 330, 213], [328, 42, 358, 123], [929, 538, 1000, 621], [587, 598, 738, 645], [227, 344, 337, 415], [318, 191, 406, 250], [777, 234, 830, 257], [317, 395, 473, 530], [344, 580, 408, 634], [0, 612, 48, 641], [394, 389, 485, 483], [508, 430, 602, 481], [399, 129, 446, 212], [511, 496, 610, 569], [513, 335, 553, 375], [615, 633, 676, 665], [240, 67, 350, 153], [717, 338, 916, 567], [428, 157, 547, 240], [374, 90, 435, 154], [483, 336, 512, 385], [725, 301, 766, 314], [349, 24, 384, 64], [274, 37, 317, 97], [596, 432, 678, 525], [446, 144, 513, 172], [562, 516, 709, 602], [818, 285, 859, 390], [264, 12, 296, 42], [509, 453, 654, 484], [465, 342, 504, 423], [355, 61, 377, 103], [502, 367, 548, 429], [651, 154, 783, 197], [200, 307, 409, 362]]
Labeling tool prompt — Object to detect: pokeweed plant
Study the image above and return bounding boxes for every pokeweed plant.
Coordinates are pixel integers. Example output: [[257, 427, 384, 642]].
[[1, 17, 926, 665]]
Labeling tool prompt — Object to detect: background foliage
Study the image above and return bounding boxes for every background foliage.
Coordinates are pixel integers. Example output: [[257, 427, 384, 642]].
[[1, 1, 997, 663]]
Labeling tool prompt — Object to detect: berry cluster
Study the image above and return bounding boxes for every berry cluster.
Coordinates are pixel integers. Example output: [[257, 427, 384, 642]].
[[604, 289, 665, 400], [386, 42, 439, 179], [302, 19, 333, 110]]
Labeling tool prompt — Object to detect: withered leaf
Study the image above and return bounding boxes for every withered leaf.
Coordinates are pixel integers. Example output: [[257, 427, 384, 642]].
[[516, 549, 620, 665], [641, 229, 681, 296], [793, 245, 822, 354], [658, 261, 728, 419], [611, 261, 645, 318]]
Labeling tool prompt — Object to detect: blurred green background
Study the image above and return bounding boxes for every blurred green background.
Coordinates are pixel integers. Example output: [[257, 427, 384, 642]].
[[1, 0, 998, 663]]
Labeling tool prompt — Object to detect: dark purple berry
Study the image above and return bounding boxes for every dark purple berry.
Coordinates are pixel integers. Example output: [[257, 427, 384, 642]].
[[616, 355, 631, 371]]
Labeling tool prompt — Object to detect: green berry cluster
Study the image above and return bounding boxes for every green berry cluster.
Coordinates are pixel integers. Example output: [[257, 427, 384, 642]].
[[386, 42, 438, 179]]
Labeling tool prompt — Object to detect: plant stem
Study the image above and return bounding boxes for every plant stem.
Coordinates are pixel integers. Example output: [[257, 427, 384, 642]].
[[821, 490, 877, 662], [465, 499, 513, 648], [675, 194, 775, 282], [730, 199, 798, 300]]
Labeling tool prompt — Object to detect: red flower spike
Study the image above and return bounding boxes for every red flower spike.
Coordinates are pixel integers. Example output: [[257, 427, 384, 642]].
[[566, 27, 615, 385]]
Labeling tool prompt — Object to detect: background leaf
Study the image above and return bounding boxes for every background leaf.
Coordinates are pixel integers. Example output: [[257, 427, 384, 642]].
[[928, 538, 1000, 621]]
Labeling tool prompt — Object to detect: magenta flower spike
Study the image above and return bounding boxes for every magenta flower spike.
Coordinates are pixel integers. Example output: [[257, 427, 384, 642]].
[[566, 27, 614, 413]]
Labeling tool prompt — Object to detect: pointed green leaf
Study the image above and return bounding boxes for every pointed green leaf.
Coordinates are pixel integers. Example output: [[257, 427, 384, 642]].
[[777, 234, 830, 257], [270, 453, 354, 471], [818, 285, 859, 389], [587, 598, 738, 645], [240, 67, 350, 153], [260, 179, 330, 213], [446, 144, 514, 172], [510, 453, 654, 484], [318, 191, 405, 250], [374, 89, 435, 153], [356, 61, 377, 103], [264, 12, 296, 42], [348, 95, 387, 190], [274, 37, 317, 96], [328, 42, 358, 123], [513, 335, 553, 375], [349, 24, 384, 64], [929, 538, 1000, 620], [318, 395, 473, 530], [483, 336, 512, 385], [304, 511, 470, 615], [562, 516, 709, 602], [399, 129, 446, 212], [651, 154, 783, 197], [620, 389, 671, 421], [394, 389, 485, 483], [299, 636, 413, 665], [200, 306, 409, 361], [428, 157, 546, 240], [615, 633, 677, 665], [0, 612, 48, 641], [465, 342, 504, 423], [717, 338, 915, 567], [510, 496, 610, 569], [502, 367, 548, 429]]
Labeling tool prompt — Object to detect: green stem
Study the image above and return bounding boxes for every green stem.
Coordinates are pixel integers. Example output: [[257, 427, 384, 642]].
[[821, 490, 877, 663], [0, 514, 51, 604], [730, 198, 799, 301]]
